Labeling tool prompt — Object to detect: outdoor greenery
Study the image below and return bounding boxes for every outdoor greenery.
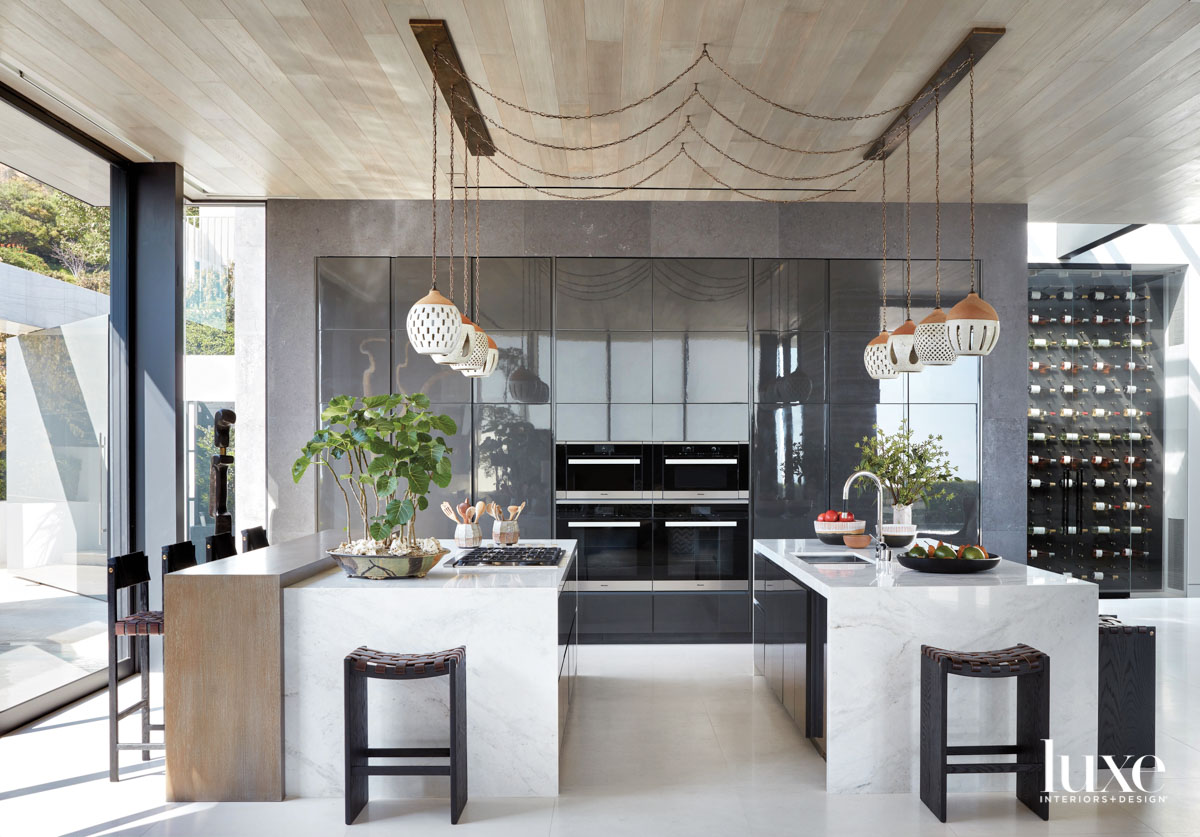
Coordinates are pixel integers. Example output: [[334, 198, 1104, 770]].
[[0, 166, 110, 293], [185, 319, 235, 355], [855, 420, 959, 507], [292, 394, 457, 547]]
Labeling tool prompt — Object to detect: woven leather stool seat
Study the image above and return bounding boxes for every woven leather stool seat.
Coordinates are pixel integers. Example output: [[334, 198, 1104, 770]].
[[114, 610, 164, 636], [922, 643, 1046, 676], [346, 645, 466, 680]]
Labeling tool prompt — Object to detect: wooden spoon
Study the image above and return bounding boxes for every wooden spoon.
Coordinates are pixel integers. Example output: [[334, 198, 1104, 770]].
[[514, 501, 527, 520], [456, 500, 471, 523], [507, 505, 521, 521], [474, 500, 486, 524]]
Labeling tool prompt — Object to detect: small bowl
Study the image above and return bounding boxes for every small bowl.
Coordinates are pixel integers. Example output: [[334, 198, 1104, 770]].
[[843, 534, 872, 549]]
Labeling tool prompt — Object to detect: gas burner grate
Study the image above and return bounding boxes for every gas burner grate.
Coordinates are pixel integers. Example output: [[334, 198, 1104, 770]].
[[451, 547, 564, 568]]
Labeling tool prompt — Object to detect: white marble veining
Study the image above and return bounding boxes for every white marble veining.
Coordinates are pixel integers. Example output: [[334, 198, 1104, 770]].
[[283, 541, 576, 799], [756, 539, 1099, 795]]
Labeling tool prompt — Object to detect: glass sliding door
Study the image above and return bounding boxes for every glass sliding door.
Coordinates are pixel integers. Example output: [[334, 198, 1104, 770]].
[[0, 98, 114, 724]]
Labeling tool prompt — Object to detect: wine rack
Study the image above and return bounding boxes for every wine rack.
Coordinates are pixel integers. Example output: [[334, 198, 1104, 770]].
[[1026, 267, 1172, 595]]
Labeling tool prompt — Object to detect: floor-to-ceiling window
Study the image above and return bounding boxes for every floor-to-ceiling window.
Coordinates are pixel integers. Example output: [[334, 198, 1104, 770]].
[[0, 97, 114, 721]]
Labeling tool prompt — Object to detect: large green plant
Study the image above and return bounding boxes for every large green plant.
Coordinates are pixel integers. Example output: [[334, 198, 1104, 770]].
[[854, 420, 959, 507], [292, 393, 456, 546]]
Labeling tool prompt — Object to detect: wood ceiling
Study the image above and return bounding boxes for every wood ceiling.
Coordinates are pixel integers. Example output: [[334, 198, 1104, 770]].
[[2, 1, 1200, 222]]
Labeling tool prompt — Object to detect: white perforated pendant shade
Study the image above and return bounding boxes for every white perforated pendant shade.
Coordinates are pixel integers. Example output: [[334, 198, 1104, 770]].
[[864, 331, 899, 380], [914, 308, 958, 366], [946, 292, 1000, 356], [449, 326, 489, 372], [406, 288, 463, 356], [431, 315, 476, 365], [887, 319, 924, 373], [463, 336, 499, 378]]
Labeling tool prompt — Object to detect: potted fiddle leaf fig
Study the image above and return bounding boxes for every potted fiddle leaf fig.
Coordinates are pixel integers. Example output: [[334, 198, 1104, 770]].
[[292, 393, 457, 578], [854, 420, 959, 526]]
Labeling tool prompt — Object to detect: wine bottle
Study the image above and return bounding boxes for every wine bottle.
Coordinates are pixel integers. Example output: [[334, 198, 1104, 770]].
[[1092, 384, 1108, 395], [1121, 501, 1148, 511], [1028, 526, 1056, 535], [1091, 290, 1107, 301], [1060, 455, 1079, 467], [1028, 478, 1056, 489], [1128, 525, 1148, 534], [1124, 361, 1151, 372], [1093, 408, 1111, 418], [1029, 361, 1049, 374], [1028, 455, 1048, 468], [1094, 337, 1113, 348], [1028, 549, 1055, 559], [1123, 456, 1149, 469], [1065, 525, 1079, 535], [1124, 431, 1147, 443], [1062, 313, 1076, 325], [1124, 478, 1152, 489], [1094, 432, 1115, 444], [1123, 385, 1147, 395], [1029, 337, 1055, 349], [1061, 361, 1079, 374], [1030, 290, 1047, 300], [1028, 432, 1049, 442], [1091, 456, 1112, 468], [1060, 407, 1079, 419], [1125, 337, 1149, 349], [1092, 478, 1109, 489], [1092, 549, 1110, 559], [1062, 290, 1075, 300], [1093, 525, 1115, 535], [1061, 478, 1077, 489], [1028, 407, 1047, 419], [1029, 315, 1057, 326], [1063, 337, 1081, 349], [1120, 548, 1149, 559], [1123, 315, 1148, 326], [1029, 383, 1048, 395], [1093, 314, 1110, 325], [1092, 361, 1111, 374], [1093, 501, 1111, 512], [1060, 432, 1085, 443], [1123, 408, 1144, 418], [1060, 384, 1077, 396]]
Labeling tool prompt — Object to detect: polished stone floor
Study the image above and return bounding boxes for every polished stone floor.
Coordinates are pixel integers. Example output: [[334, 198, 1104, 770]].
[[0, 598, 1197, 836]]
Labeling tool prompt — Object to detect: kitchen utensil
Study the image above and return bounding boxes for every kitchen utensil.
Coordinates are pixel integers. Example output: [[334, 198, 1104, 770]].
[[456, 501, 471, 523], [514, 501, 526, 520], [464, 506, 476, 524], [474, 501, 485, 524], [440, 501, 460, 523], [507, 505, 520, 521]]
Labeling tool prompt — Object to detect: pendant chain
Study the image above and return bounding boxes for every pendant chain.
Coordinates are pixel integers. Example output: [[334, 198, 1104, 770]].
[[905, 121, 912, 320], [463, 128, 469, 315], [934, 87, 941, 310], [448, 89, 455, 305], [430, 51, 437, 290], [475, 153, 481, 318], [969, 57, 977, 294], [881, 152, 887, 333]]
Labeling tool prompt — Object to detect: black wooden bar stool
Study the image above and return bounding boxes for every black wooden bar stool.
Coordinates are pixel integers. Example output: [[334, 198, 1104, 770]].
[[240, 525, 269, 552], [920, 643, 1050, 823], [107, 552, 165, 780], [205, 531, 236, 561], [344, 646, 467, 825]]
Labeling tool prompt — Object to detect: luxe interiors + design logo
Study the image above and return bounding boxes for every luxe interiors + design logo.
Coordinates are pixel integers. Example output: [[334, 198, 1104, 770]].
[[1042, 739, 1167, 804]]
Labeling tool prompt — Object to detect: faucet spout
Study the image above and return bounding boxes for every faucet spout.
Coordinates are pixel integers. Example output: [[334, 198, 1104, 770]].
[[842, 470, 886, 561]]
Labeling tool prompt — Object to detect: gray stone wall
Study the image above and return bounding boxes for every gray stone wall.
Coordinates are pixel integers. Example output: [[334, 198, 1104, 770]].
[[266, 200, 1027, 560]]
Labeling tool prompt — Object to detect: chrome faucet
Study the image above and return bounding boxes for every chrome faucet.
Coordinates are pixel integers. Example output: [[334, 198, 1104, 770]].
[[843, 470, 887, 563]]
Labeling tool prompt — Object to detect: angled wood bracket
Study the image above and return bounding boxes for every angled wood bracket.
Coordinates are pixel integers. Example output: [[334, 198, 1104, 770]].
[[411, 19, 495, 156]]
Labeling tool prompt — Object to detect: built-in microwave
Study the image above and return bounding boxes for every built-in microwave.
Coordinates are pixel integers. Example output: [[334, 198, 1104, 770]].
[[556, 443, 651, 499], [655, 443, 749, 499]]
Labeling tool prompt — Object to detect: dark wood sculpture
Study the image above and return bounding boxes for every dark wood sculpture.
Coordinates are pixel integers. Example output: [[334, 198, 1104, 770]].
[[209, 409, 236, 535]]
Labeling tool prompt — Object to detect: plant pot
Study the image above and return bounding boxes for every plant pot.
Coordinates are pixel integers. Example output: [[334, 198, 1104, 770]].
[[492, 520, 519, 546], [891, 503, 914, 526], [455, 522, 482, 548], [329, 547, 449, 580]]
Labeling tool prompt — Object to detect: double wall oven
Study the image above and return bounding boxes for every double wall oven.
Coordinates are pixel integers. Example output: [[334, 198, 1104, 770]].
[[555, 442, 750, 599]]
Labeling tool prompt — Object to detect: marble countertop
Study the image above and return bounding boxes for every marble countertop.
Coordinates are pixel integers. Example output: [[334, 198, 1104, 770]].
[[754, 538, 1090, 598], [289, 538, 577, 590]]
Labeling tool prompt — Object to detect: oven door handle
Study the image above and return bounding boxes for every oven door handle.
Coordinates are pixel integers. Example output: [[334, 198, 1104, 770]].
[[567, 521, 643, 528], [663, 458, 738, 465], [566, 458, 642, 465], [663, 521, 740, 528]]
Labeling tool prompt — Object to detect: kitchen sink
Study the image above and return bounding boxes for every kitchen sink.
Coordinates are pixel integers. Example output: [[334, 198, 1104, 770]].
[[793, 553, 871, 565]]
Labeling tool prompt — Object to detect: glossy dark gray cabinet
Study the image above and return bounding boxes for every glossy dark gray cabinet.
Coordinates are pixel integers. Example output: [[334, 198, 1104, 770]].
[[475, 331, 550, 404], [319, 330, 389, 401], [555, 332, 653, 403], [652, 259, 748, 331], [752, 404, 826, 540], [577, 592, 653, 640], [754, 331, 826, 404], [556, 258, 652, 331], [754, 260, 827, 332], [474, 403, 553, 538], [652, 332, 749, 403], [652, 592, 749, 639], [391, 329, 472, 403], [319, 257, 390, 330], [753, 550, 808, 726], [472, 257, 552, 331]]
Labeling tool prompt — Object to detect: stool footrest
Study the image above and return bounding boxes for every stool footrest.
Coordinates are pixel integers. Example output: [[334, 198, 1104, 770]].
[[947, 745, 1020, 756], [115, 742, 165, 751], [354, 765, 452, 777], [366, 747, 450, 758], [115, 700, 147, 721], [946, 762, 1042, 775]]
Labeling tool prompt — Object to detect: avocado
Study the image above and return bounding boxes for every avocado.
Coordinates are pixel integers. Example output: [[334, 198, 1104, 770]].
[[961, 545, 989, 561], [933, 544, 958, 559]]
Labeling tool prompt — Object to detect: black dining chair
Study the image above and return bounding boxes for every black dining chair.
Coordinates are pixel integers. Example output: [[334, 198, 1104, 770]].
[[241, 526, 269, 552], [205, 532, 237, 562]]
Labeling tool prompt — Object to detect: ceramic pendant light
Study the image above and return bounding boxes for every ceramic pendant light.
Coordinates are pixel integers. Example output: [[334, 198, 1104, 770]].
[[406, 288, 463, 356], [947, 58, 999, 357], [865, 331, 899, 380], [888, 319, 924, 372], [463, 335, 499, 378], [448, 317, 488, 372], [914, 90, 957, 367], [915, 307, 958, 365], [430, 313, 474, 364]]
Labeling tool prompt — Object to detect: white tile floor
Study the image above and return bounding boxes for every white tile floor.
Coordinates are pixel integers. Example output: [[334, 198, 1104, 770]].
[[1, 598, 1198, 837]]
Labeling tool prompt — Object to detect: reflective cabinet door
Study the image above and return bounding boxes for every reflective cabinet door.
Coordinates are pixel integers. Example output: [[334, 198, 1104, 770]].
[[653, 259, 749, 331]]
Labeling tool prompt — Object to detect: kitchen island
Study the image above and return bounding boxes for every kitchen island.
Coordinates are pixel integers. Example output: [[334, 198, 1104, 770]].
[[165, 530, 577, 802], [753, 539, 1098, 794]]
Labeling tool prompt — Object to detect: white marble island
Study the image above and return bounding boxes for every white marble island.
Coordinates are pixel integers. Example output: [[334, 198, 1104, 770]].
[[753, 539, 1098, 795], [284, 535, 578, 800]]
